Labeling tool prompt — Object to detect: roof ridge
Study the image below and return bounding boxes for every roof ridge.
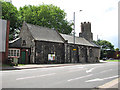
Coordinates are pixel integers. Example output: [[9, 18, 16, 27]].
[[60, 33, 84, 39], [9, 37, 20, 43], [26, 23, 54, 31]]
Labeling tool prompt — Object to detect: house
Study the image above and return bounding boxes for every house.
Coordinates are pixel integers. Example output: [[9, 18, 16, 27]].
[[61, 34, 100, 63], [9, 38, 31, 64], [9, 22, 65, 64], [9, 21, 100, 64], [61, 22, 100, 63]]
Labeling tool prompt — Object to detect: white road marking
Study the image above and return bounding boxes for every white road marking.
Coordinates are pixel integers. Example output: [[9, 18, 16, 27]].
[[1, 69, 38, 73], [2, 70, 24, 73], [86, 75, 119, 82], [100, 69, 113, 73], [86, 68, 95, 73], [16, 73, 56, 80], [85, 65, 106, 73], [86, 78, 103, 82], [69, 67, 84, 69], [55, 67, 65, 69], [103, 75, 119, 80], [67, 74, 93, 82]]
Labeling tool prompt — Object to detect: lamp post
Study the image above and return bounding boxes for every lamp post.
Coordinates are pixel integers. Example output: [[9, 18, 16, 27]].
[[73, 10, 82, 44], [73, 12, 75, 44], [72, 10, 82, 63]]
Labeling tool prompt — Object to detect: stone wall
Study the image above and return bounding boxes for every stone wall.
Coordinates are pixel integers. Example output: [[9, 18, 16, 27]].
[[18, 22, 100, 64], [35, 41, 65, 64], [19, 23, 35, 63], [79, 22, 93, 42], [65, 44, 100, 63]]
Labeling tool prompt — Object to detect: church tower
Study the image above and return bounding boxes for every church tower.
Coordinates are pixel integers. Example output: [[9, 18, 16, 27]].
[[79, 22, 93, 42]]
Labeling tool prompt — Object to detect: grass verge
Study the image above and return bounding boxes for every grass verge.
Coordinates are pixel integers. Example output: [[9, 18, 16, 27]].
[[18, 64, 26, 66], [106, 60, 120, 62]]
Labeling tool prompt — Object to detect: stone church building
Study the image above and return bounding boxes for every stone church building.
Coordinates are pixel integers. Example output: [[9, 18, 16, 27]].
[[9, 22, 100, 64]]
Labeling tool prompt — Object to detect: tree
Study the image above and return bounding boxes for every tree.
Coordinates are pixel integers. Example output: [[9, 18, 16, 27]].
[[115, 48, 120, 59], [115, 48, 119, 51], [2, 1, 20, 40], [0, 0, 4, 2], [93, 39, 114, 59], [19, 4, 73, 34], [93, 39, 114, 50]]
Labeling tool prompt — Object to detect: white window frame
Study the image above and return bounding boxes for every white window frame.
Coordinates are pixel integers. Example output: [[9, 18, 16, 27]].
[[8, 48, 20, 58]]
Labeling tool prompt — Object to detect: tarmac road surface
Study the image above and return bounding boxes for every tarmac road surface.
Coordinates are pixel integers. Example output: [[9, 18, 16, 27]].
[[1, 62, 120, 88]]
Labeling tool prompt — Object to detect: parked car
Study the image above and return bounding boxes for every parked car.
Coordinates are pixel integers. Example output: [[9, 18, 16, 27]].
[[103, 57, 108, 60], [109, 58, 114, 60]]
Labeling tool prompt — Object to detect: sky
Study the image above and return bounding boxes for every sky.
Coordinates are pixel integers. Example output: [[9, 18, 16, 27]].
[[12, 0, 119, 48]]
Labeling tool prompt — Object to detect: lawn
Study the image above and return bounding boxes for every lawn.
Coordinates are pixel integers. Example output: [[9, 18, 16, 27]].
[[18, 64, 26, 66], [106, 60, 120, 62]]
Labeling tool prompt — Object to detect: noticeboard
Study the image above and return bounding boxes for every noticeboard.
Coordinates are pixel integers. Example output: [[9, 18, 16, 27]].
[[48, 54, 55, 61]]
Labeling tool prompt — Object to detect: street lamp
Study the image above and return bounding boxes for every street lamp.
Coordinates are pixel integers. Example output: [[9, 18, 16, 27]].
[[73, 10, 82, 44], [73, 12, 75, 44]]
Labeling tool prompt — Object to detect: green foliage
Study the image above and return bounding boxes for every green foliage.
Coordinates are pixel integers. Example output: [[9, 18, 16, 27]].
[[2, 3, 72, 40], [115, 48, 119, 51], [93, 39, 114, 50], [106, 60, 120, 62], [2, 1, 21, 40], [0, 0, 4, 2], [93, 39, 114, 59], [19, 4, 72, 34]]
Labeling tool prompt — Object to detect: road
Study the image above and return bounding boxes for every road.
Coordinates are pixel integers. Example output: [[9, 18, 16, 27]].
[[1, 62, 120, 88]]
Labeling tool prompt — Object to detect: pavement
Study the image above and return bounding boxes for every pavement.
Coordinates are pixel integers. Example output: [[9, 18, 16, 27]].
[[97, 77, 120, 89], [1, 60, 119, 89], [1, 63, 77, 70], [0, 60, 107, 70]]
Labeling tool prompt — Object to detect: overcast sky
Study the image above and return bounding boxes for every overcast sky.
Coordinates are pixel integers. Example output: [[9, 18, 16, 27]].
[[12, 0, 119, 48]]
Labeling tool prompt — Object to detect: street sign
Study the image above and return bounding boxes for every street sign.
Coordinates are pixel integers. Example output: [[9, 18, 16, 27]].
[[73, 49, 76, 51]]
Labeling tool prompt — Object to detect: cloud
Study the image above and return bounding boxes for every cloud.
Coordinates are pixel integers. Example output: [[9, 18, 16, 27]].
[[12, 0, 119, 48], [105, 7, 116, 12]]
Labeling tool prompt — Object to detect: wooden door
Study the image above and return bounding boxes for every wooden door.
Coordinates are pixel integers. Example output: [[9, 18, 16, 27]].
[[21, 51, 26, 64]]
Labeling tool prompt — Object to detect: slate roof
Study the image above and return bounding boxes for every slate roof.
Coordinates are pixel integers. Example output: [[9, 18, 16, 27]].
[[60, 34, 98, 47], [26, 23, 65, 43], [9, 22, 99, 48], [90, 41, 100, 48]]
